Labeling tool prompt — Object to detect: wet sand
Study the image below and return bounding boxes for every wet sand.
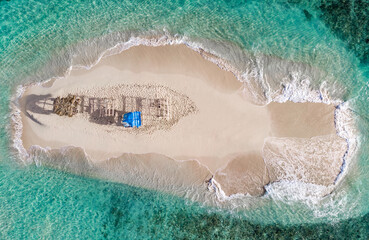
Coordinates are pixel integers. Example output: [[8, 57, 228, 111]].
[[17, 45, 347, 197]]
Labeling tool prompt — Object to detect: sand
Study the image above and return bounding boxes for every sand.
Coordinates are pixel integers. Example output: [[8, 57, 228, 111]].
[[18, 45, 348, 197]]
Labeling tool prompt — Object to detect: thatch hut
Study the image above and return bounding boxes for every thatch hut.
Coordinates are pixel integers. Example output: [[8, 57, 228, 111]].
[[53, 94, 80, 117]]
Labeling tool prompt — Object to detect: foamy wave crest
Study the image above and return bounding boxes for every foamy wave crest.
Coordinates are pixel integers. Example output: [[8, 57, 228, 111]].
[[264, 181, 333, 205], [10, 85, 29, 162], [334, 102, 359, 183]]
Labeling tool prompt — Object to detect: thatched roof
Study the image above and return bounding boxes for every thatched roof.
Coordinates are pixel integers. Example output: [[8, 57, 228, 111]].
[[53, 94, 80, 117]]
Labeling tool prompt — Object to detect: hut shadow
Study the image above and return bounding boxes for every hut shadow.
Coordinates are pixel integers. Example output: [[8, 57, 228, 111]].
[[87, 97, 121, 126], [89, 110, 116, 125], [88, 109, 129, 126], [22, 94, 53, 125]]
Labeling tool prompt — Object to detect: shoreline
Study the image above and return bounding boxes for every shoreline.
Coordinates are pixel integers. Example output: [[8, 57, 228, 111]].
[[10, 40, 358, 202]]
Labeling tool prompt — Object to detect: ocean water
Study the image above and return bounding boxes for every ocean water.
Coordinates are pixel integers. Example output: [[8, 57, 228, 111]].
[[1, 0, 369, 239]]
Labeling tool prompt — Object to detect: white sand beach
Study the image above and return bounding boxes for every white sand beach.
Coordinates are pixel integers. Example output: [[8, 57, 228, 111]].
[[18, 45, 348, 197]]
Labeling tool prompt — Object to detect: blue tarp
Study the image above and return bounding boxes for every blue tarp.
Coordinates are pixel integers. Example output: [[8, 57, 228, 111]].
[[122, 111, 142, 128]]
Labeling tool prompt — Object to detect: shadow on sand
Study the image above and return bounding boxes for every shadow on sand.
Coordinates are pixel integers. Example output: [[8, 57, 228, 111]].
[[22, 94, 53, 125]]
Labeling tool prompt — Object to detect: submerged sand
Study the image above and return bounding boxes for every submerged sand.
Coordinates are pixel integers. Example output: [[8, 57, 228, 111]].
[[17, 45, 347, 197]]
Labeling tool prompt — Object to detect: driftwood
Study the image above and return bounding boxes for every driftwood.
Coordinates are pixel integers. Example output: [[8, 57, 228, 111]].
[[53, 94, 80, 117]]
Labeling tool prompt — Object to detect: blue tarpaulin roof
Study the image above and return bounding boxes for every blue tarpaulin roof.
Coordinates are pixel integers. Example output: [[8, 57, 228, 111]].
[[122, 111, 142, 128]]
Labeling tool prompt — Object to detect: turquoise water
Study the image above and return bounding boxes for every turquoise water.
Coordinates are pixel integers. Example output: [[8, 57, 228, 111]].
[[1, 0, 369, 238]]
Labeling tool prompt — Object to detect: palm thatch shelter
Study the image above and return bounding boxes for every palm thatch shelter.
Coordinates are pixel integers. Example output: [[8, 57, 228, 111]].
[[53, 94, 80, 117]]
